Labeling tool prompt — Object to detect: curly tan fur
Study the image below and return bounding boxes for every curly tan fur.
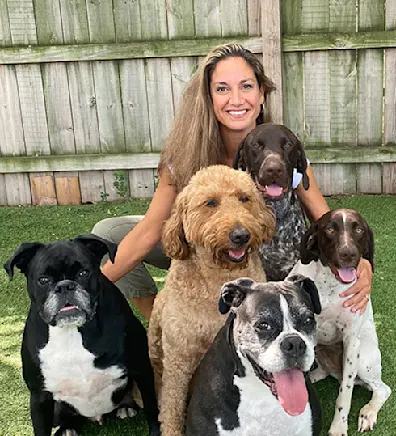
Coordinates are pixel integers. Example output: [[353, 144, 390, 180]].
[[148, 165, 275, 436]]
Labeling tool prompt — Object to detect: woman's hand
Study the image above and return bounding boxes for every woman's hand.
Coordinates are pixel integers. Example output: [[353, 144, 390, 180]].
[[339, 258, 373, 315]]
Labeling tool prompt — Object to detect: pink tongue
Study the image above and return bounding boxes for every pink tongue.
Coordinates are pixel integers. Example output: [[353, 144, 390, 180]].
[[338, 268, 356, 283], [272, 368, 308, 416], [265, 184, 283, 197], [228, 248, 246, 260], [59, 305, 78, 312]]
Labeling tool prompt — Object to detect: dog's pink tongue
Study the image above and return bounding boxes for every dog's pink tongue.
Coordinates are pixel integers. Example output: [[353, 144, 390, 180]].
[[338, 268, 356, 283], [265, 184, 283, 197], [272, 368, 308, 416], [228, 248, 246, 260]]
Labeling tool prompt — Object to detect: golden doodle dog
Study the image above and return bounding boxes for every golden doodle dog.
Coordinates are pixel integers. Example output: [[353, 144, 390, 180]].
[[148, 165, 275, 436]]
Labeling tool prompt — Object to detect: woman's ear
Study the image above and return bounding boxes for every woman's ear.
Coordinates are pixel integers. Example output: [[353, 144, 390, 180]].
[[162, 193, 190, 260]]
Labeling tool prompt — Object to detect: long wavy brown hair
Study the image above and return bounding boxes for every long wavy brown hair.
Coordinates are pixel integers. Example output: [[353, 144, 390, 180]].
[[159, 43, 276, 192]]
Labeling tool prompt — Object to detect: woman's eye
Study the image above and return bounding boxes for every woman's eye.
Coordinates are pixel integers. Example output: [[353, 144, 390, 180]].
[[206, 199, 218, 207], [239, 195, 249, 203], [38, 277, 50, 285], [216, 86, 228, 93], [79, 269, 89, 277], [242, 83, 253, 89]]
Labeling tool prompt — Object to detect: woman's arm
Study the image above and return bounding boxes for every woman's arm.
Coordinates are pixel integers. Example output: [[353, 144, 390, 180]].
[[296, 165, 372, 314], [101, 170, 177, 283], [295, 165, 330, 222]]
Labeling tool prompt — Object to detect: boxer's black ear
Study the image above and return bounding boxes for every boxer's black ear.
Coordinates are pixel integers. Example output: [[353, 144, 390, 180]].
[[300, 222, 320, 264], [4, 242, 45, 280], [74, 234, 118, 264], [219, 278, 255, 315], [288, 274, 321, 315]]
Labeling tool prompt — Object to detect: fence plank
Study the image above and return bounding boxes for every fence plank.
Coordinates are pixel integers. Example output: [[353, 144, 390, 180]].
[[247, 0, 261, 36], [140, 0, 168, 39], [5, 173, 31, 205], [166, 0, 195, 39], [170, 57, 197, 111], [145, 58, 174, 151], [0, 0, 12, 46], [129, 169, 155, 198], [383, 0, 396, 193], [30, 173, 57, 205], [67, 62, 101, 154], [86, 0, 115, 44], [104, 170, 130, 202], [55, 173, 81, 205], [262, 0, 283, 123], [282, 0, 303, 138], [34, 0, 63, 45], [221, 0, 248, 36], [312, 163, 356, 196], [0, 65, 25, 155], [59, 0, 89, 44], [114, 0, 142, 42], [0, 174, 6, 205], [79, 171, 105, 204], [193, 0, 221, 37], [356, 0, 385, 193], [119, 59, 151, 153], [7, 0, 37, 44]]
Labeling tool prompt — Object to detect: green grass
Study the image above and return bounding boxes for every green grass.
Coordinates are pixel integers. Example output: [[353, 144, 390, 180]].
[[0, 195, 395, 435]]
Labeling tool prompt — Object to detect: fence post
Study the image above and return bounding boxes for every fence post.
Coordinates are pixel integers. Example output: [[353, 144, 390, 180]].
[[261, 0, 283, 124]]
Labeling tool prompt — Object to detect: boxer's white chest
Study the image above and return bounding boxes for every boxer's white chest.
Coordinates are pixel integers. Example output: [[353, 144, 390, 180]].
[[39, 326, 126, 420]]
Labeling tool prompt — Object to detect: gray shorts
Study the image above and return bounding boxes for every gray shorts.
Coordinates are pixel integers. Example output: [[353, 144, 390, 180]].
[[92, 216, 170, 299]]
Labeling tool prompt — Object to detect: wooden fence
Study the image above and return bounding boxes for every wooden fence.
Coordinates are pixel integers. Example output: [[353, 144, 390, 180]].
[[0, 0, 395, 205]]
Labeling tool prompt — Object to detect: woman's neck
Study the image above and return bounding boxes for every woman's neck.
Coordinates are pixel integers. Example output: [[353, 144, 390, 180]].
[[220, 124, 255, 167]]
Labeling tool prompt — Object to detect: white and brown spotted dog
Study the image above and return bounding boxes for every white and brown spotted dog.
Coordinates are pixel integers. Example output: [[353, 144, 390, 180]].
[[234, 124, 309, 281], [289, 209, 391, 435]]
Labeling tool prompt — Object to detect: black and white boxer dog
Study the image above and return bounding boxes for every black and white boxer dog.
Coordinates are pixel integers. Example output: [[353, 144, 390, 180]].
[[186, 275, 322, 436], [4, 234, 160, 436]]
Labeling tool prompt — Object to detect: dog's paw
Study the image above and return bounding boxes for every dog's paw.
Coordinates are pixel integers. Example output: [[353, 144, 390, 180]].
[[358, 404, 377, 432], [116, 406, 138, 419], [309, 366, 328, 383], [327, 421, 348, 436], [54, 429, 78, 436]]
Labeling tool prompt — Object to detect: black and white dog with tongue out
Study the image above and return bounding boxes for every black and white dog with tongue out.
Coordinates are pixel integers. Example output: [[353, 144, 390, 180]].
[[186, 275, 322, 436], [4, 235, 160, 436]]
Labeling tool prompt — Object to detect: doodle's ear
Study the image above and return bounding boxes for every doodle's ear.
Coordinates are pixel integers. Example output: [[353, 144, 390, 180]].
[[74, 234, 118, 264], [162, 192, 189, 260], [4, 242, 45, 280], [287, 274, 321, 315], [300, 223, 320, 264], [363, 225, 374, 273], [218, 278, 256, 315], [296, 138, 309, 190]]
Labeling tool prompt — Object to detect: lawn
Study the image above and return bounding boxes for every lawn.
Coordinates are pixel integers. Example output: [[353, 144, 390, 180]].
[[0, 195, 395, 436]]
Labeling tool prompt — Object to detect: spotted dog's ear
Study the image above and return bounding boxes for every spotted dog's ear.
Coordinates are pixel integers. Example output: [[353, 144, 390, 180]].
[[300, 222, 320, 264], [162, 192, 190, 260], [219, 278, 256, 315], [233, 138, 248, 171], [74, 234, 118, 265], [364, 225, 374, 272], [288, 274, 321, 315], [4, 242, 45, 280], [296, 138, 309, 190]]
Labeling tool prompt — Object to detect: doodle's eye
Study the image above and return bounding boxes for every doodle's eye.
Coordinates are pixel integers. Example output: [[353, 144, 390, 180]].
[[239, 195, 249, 203], [206, 199, 218, 207]]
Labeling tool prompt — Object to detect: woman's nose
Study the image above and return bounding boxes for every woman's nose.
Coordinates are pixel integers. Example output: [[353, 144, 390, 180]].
[[229, 88, 243, 105]]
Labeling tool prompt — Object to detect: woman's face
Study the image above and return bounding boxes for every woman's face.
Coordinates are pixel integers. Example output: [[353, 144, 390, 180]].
[[210, 56, 264, 136]]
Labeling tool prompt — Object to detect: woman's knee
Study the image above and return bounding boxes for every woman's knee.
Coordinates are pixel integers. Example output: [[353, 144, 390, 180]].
[[92, 216, 142, 244]]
